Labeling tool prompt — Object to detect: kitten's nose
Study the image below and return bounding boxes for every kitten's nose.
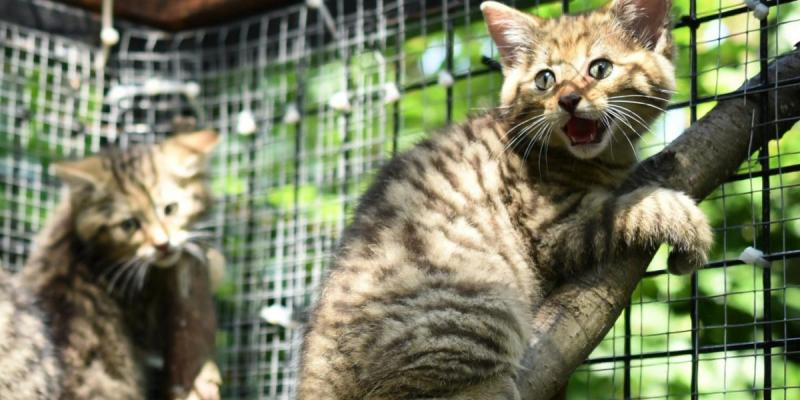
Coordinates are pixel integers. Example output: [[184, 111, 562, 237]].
[[558, 92, 582, 114]]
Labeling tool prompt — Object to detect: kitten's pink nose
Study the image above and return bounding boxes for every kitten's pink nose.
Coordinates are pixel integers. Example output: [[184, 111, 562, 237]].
[[558, 92, 582, 114]]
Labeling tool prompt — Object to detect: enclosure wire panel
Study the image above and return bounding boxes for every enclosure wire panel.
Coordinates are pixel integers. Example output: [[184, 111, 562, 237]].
[[0, 0, 799, 399]]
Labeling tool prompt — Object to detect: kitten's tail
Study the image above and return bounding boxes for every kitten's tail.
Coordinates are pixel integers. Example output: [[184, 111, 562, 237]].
[[360, 280, 529, 399]]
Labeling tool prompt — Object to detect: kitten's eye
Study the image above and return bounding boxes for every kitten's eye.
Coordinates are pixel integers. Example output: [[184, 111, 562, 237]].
[[534, 70, 556, 91], [120, 218, 140, 233], [164, 203, 178, 216], [589, 59, 613, 80]]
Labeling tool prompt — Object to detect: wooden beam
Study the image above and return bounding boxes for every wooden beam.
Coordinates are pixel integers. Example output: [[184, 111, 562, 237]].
[[58, 0, 294, 30]]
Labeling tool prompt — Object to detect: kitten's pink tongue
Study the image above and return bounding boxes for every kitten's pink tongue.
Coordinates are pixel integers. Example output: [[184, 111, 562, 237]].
[[565, 117, 598, 145]]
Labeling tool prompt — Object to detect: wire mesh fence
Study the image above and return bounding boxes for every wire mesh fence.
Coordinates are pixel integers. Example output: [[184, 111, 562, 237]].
[[0, 0, 799, 398]]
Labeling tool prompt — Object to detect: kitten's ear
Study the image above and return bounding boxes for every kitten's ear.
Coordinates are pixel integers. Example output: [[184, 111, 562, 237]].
[[610, 0, 672, 50], [52, 156, 107, 189], [162, 130, 219, 177], [481, 1, 540, 70]]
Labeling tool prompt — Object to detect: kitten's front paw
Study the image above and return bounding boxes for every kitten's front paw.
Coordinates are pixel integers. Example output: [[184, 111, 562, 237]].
[[618, 187, 712, 275], [661, 190, 712, 275]]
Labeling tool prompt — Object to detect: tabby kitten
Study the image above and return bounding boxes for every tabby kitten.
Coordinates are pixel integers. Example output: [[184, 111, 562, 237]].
[[0, 130, 218, 399], [299, 1, 712, 399]]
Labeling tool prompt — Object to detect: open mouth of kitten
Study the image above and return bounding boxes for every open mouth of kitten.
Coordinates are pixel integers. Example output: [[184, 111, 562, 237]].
[[563, 117, 607, 146], [154, 249, 182, 267]]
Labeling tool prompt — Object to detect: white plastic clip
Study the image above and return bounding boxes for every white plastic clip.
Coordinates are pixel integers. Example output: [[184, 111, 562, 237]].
[[184, 81, 201, 100], [259, 304, 298, 329], [329, 91, 352, 112], [738, 246, 770, 268], [236, 110, 257, 136], [438, 70, 454, 87], [745, 0, 769, 20], [283, 103, 301, 124], [383, 82, 401, 104]]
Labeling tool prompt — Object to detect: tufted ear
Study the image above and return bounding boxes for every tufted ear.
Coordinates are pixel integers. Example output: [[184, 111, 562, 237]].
[[52, 156, 108, 189], [162, 130, 219, 178], [481, 1, 541, 70], [610, 0, 672, 50]]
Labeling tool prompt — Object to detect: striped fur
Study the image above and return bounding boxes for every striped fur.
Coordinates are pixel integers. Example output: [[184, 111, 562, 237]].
[[0, 269, 62, 399], [300, 1, 711, 399], [0, 131, 217, 399]]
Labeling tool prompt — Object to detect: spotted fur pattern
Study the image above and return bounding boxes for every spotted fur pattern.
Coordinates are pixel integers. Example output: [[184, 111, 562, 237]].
[[0, 130, 218, 399], [299, 1, 711, 399]]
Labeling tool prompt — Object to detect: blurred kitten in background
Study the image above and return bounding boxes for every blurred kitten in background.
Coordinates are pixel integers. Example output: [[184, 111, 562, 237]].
[[0, 130, 223, 400]]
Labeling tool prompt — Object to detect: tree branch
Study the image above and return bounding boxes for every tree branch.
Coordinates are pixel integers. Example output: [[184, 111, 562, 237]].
[[516, 49, 800, 399]]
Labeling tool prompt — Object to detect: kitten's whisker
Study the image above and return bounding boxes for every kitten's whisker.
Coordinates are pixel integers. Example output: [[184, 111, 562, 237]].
[[600, 113, 615, 161], [607, 105, 653, 136], [106, 258, 138, 294], [608, 94, 670, 102], [654, 88, 678, 94], [537, 125, 553, 178], [122, 259, 147, 299], [498, 116, 549, 157], [504, 113, 545, 140], [605, 109, 641, 161], [184, 242, 207, 263], [186, 231, 216, 239], [604, 107, 641, 139], [514, 118, 549, 155], [524, 121, 550, 164], [607, 99, 666, 113], [137, 263, 151, 292]]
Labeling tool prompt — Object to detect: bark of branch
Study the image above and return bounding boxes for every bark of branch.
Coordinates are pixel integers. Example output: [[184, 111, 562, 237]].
[[516, 49, 800, 399]]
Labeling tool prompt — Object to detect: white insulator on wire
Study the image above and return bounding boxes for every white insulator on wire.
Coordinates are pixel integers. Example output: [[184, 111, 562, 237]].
[[143, 78, 167, 95], [100, 27, 119, 46], [738, 246, 770, 268], [106, 84, 137, 103], [283, 103, 301, 124], [259, 304, 298, 329], [329, 91, 352, 112], [184, 81, 201, 99], [236, 110, 257, 136], [438, 70, 454, 87], [744, 0, 769, 20], [752, 4, 769, 20], [383, 82, 401, 104]]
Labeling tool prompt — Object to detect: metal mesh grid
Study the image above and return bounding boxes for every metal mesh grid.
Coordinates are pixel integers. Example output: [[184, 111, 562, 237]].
[[0, 0, 799, 398]]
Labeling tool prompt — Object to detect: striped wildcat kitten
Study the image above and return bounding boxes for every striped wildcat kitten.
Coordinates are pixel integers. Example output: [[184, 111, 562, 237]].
[[0, 130, 218, 399], [299, 1, 711, 399]]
